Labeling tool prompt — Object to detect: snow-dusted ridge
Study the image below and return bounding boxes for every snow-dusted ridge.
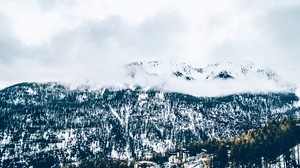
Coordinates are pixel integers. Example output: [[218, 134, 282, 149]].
[[124, 61, 295, 97], [125, 61, 280, 81]]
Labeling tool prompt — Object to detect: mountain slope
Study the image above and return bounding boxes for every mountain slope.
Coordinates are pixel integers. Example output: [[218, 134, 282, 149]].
[[0, 82, 299, 167]]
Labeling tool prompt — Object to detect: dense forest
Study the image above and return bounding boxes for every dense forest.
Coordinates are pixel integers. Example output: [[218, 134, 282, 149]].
[[187, 116, 300, 167], [61, 116, 300, 168]]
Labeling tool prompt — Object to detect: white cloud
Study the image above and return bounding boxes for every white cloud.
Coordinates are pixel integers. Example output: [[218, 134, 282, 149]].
[[0, 8, 185, 87]]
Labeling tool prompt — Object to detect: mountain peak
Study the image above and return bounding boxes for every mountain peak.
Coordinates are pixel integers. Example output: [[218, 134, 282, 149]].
[[123, 61, 292, 97], [125, 61, 279, 81]]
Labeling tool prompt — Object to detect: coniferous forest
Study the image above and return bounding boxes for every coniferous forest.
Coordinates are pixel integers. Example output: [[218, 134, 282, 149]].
[[187, 116, 300, 167]]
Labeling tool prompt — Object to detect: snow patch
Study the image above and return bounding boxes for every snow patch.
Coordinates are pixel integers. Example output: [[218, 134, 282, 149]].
[[76, 94, 87, 102], [26, 88, 37, 95], [109, 105, 124, 125]]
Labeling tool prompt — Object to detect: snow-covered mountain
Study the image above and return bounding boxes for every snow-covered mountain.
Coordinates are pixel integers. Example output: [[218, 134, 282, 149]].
[[0, 62, 299, 167], [126, 61, 279, 81], [125, 61, 293, 97]]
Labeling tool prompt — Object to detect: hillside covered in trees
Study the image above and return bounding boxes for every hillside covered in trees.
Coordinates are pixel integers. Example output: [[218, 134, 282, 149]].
[[187, 116, 300, 167], [62, 116, 300, 167]]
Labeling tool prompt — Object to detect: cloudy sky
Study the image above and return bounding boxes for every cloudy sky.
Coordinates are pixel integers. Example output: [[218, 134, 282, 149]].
[[0, 0, 300, 87]]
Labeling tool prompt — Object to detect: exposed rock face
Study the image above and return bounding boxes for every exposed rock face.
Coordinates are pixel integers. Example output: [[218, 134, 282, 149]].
[[0, 82, 299, 167]]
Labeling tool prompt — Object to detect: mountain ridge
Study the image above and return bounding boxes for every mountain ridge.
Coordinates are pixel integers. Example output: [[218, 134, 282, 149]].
[[124, 61, 295, 97], [125, 61, 280, 81], [0, 81, 299, 167]]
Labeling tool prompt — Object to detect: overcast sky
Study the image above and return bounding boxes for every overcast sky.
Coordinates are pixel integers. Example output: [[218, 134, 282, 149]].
[[0, 0, 300, 88]]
